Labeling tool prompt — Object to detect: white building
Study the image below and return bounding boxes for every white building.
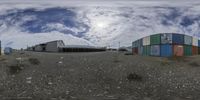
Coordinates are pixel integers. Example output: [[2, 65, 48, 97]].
[[46, 40, 65, 52]]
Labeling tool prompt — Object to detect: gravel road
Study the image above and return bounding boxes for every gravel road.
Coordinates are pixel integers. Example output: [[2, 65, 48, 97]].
[[0, 51, 200, 100]]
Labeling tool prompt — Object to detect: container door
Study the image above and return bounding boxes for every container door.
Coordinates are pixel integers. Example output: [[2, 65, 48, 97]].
[[161, 45, 172, 57], [184, 45, 192, 56], [172, 34, 184, 45], [173, 45, 183, 56], [184, 35, 192, 45], [150, 34, 161, 45], [192, 46, 198, 55], [193, 37, 198, 46], [151, 45, 160, 56]]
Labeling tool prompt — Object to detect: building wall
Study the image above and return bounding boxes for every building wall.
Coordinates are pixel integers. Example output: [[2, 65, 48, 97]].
[[35, 45, 43, 51], [46, 41, 59, 52]]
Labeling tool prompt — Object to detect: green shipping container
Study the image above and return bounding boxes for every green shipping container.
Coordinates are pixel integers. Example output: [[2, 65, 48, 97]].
[[150, 34, 161, 45], [143, 46, 150, 56], [184, 45, 192, 56]]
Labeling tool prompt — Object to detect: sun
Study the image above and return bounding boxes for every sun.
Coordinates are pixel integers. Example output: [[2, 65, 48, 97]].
[[96, 22, 109, 28]]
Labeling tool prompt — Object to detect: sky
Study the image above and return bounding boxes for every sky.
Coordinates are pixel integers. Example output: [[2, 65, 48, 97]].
[[0, 0, 200, 49]]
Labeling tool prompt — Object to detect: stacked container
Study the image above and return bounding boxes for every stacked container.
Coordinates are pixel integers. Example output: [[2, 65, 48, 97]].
[[132, 33, 200, 57]]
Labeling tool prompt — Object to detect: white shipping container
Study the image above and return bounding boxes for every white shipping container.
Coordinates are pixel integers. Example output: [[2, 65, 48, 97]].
[[184, 35, 192, 45], [143, 36, 150, 46], [192, 37, 198, 46]]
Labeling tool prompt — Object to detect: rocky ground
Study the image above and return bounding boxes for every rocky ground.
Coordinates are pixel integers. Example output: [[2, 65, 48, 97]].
[[0, 51, 200, 100]]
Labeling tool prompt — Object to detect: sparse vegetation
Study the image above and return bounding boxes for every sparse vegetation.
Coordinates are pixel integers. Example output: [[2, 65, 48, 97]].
[[124, 52, 133, 55], [0, 57, 6, 62], [8, 64, 24, 74], [28, 58, 40, 65], [160, 60, 171, 66], [167, 55, 187, 62], [189, 62, 200, 67], [127, 73, 142, 81]]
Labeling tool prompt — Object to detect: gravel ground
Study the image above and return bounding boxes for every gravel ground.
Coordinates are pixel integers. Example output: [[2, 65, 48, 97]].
[[0, 51, 200, 100]]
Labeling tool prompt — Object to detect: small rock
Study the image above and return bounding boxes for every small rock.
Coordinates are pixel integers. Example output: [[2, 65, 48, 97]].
[[26, 77, 32, 80], [58, 61, 63, 64], [48, 82, 53, 85], [26, 80, 31, 84]]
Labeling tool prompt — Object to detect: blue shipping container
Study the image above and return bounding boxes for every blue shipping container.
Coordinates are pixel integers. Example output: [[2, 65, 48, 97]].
[[139, 39, 143, 47], [138, 46, 143, 55], [4, 47, 12, 55], [160, 44, 172, 57], [172, 34, 184, 44]]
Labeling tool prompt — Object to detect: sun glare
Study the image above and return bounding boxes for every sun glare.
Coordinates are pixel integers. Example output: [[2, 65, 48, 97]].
[[96, 22, 108, 28]]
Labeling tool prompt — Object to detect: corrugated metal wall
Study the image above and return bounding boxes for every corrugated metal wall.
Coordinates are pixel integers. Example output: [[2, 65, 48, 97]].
[[150, 45, 160, 56], [192, 46, 198, 55], [184, 35, 192, 45], [143, 36, 150, 46], [173, 45, 184, 56], [160, 44, 172, 57], [161, 33, 172, 44], [150, 34, 161, 45], [184, 45, 192, 56], [143, 46, 150, 56], [172, 34, 184, 45], [193, 37, 198, 46]]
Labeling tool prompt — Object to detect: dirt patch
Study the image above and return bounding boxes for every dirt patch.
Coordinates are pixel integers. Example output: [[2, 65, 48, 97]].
[[127, 73, 143, 82], [167, 55, 188, 62], [8, 64, 25, 74], [28, 58, 40, 65], [189, 62, 200, 67]]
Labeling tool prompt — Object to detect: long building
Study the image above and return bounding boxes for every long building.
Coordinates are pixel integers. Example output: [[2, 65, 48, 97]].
[[27, 40, 106, 52], [132, 33, 200, 57]]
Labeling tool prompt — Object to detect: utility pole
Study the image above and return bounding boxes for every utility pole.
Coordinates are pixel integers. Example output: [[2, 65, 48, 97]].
[[0, 41, 1, 55]]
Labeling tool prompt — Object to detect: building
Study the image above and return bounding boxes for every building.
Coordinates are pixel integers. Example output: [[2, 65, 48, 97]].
[[132, 33, 200, 57], [59, 45, 106, 52], [28, 40, 64, 52], [27, 40, 106, 52], [46, 40, 65, 52]]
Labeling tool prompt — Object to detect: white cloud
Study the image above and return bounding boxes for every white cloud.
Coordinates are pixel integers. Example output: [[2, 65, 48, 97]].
[[0, 0, 200, 48]]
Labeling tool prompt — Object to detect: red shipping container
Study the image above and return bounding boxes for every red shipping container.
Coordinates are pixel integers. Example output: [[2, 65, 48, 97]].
[[132, 48, 138, 54], [192, 46, 198, 55], [173, 45, 184, 56]]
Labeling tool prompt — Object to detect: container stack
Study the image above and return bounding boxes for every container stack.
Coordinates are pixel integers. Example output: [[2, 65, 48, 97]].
[[132, 33, 200, 57]]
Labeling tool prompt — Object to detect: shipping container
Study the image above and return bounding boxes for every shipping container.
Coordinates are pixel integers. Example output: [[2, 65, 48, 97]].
[[192, 46, 198, 55], [4, 47, 12, 55], [150, 45, 160, 56], [184, 35, 192, 45], [161, 33, 172, 44], [150, 34, 161, 45], [143, 45, 150, 56], [132, 47, 138, 54], [198, 47, 200, 54], [143, 36, 150, 46], [184, 45, 192, 56], [138, 46, 143, 55], [193, 37, 198, 46], [139, 39, 143, 47], [172, 34, 184, 44], [132, 42, 136, 48], [173, 45, 184, 56], [135, 39, 142, 47], [160, 44, 172, 57], [198, 40, 200, 47]]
